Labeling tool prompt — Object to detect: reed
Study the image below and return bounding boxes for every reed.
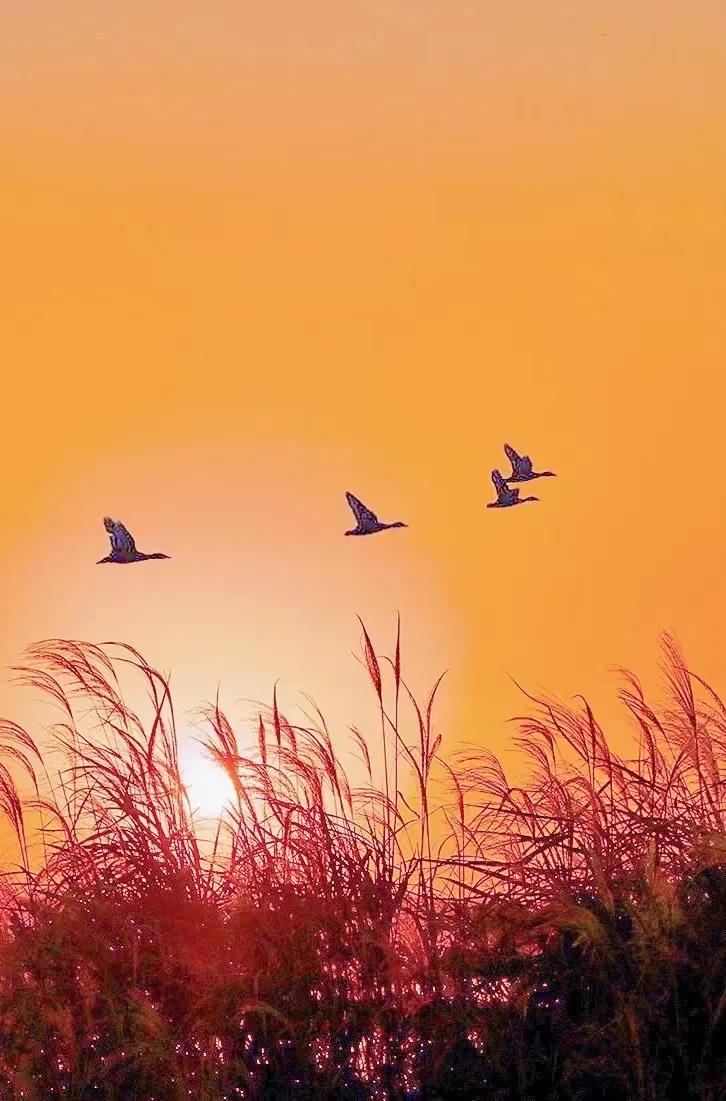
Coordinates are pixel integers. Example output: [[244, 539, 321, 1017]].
[[0, 628, 721, 1099]]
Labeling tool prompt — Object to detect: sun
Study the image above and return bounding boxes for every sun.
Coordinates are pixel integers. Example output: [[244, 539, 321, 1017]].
[[178, 740, 237, 820]]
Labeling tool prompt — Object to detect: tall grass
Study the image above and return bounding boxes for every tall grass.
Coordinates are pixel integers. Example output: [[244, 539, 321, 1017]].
[[0, 627, 722, 1099]]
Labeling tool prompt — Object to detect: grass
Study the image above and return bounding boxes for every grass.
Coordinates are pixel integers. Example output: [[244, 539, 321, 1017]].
[[0, 625, 722, 1099]]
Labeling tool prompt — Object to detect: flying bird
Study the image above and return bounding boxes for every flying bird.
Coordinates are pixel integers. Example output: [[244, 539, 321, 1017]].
[[487, 470, 538, 509], [504, 443, 556, 483], [98, 517, 170, 564], [344, 492, 407, 536]]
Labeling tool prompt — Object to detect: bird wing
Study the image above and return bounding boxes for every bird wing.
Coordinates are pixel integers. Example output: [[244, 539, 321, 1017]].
[[504, 444, 521, 467], [346, 492, 379, 527], [112, 522, 137, 554], [491, 469, 506, 497]]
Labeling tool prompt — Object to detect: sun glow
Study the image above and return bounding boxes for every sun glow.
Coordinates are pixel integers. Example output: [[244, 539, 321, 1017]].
[[179, 741, 237, 820]]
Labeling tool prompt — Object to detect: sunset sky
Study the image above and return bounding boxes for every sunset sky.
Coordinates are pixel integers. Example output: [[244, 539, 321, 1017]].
[[1, 2, 725, 813]]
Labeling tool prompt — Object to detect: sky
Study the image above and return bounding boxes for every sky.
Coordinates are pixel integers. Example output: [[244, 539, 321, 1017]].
[[1, 2, 725, 814]]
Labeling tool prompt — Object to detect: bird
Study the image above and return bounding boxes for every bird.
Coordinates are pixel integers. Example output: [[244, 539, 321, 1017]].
[[504, 443, 555, 483], [344, 492, 407, 536], [97, 517, 170, 564], [487, 470, 538, 509]]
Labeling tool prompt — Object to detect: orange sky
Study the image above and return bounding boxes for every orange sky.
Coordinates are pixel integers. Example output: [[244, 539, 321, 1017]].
[[1, 2, 725, 809]]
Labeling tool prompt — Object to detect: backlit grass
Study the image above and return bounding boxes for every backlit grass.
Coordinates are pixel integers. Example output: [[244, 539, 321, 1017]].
[[0, 626, 723, 1099]]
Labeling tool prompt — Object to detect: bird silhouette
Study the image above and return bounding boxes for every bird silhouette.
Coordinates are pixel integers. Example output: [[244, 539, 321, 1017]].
[[504, 443, 555, 482], [344, 492, 407, 536], [97, 517, 170, 564], [487, 470, 538, 509]]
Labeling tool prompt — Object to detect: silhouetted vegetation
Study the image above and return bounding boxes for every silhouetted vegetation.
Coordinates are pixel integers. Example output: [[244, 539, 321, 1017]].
[[0, 627, 723, 1099]]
